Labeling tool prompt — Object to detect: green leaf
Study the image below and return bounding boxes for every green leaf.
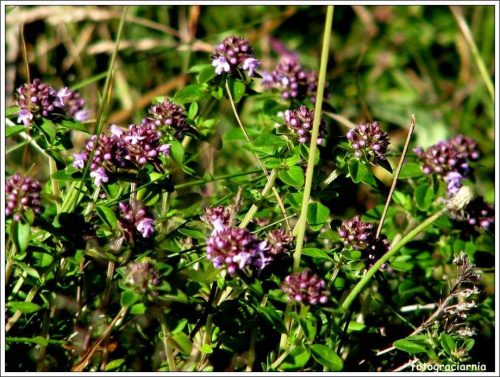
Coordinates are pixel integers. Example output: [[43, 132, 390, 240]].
[[280, 345, 310, 371], [178, 228, 206, 240], [348, 159, 368, 183], [227, 78, 246, 103], [105, 359, 125, 371], [6, 336, 48, 347], [347, 321, 366, 332], [168, 140, 185, 164], [415, 184, 435, 210], [188, 102, 199, 119], [223, 127, 260, 142], [59, 120, 89, 133], [393, 339, 428, 354], [286, 192, 303, 210], [51, 169, 84, 181], [389, 261, 414, 272], [173, 84, 207, 104], [13, 221, 31, 253], [32, 251, 54, 268], [302, 248, 333, 260], [439, 333, 456, 356], [257, 306, 287, 334], [252, 133, 287, 148], [307, 202, 330, 232], [130, 303, 146, 315], [399, 162, 424, 179], [309, 344, 343, 371], [197, 64, 217, 84], [378, 158, 393, 174], [6, 125, 27, 138], [200, 344, 213, 354], [188, 63, 213, 73], [6, 106, 21, 117], [120, 291, 139, 307], [7, 302, 42, 314], [279, 166, 304, 187], [169, 332, 192, 354], [39, 118, 57, 143], [96, 206, 118, 230]]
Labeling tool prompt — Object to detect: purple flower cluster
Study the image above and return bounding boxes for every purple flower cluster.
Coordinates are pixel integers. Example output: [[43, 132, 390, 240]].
[[14, 78, 89, 127], [5, 174, 42, 221], [201, 205, 232, 234], [282, 269, 329, 305], [118, 200, 156, 238], [283, 105, 327, 145], [266, 228, 295, 257], [414, 134, 480, 196], [206, 226, 270, 275], [338, 215, 390, 267], [55, 87, 90, 122], [211, 35, 260, 76], [347, 121, 390, 165], [123, 260, 162, 297], [73, 122, 171, 186], [451, 196, 494, 234], [262, 57, 328, 103], [147, 98, 189, 139]]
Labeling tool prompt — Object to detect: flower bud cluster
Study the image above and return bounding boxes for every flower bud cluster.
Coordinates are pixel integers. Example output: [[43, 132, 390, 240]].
[[147, 98, 189, 139], [283, 105, 327, 145], [281, 269, 329, 305], [14, 78, 89, 126], [5, 174, 42, 221], [118, 200, 156, 238], [347, 121, 390, 165], [338, 215, 390, 268], [414, 134, 480, 196], [123, 260, 162, 297], [211, 35, 260, 76]]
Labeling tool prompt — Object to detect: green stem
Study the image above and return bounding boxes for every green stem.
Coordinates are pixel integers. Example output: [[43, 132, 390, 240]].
[[72, 7, 128, 213], [292, 5, 334, 272], [279, 6, 334, 353], [341, 207, 449, 311], [239, 168, 279, 228], [451, 6, 494, 103], [159, 311, 176, 372]]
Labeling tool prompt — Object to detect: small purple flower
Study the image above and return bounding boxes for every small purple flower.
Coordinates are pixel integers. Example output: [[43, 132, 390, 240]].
[[413, 136, 478, 196], [448, 135, 480, 161], [445, 171, 466, 195], [72, 152, 88, 169], [282, 269, 329, 305], [212, 56, 231, 75], [283, 105, 327, 145], [55, 87, 90, 121], [121, 118, 172, 166], [147, 98, 189, 139], [123, 260, 162, 297], [14, 78, 60, 126], [211, 35, 260, 77], [119, 200, 156, 239], [262, 56, 330, 103], [266, 228, 295, 256], [17, 109, 33, 127], [338, 215, 375, 250], [206, 226, 269, 275], [5, 174, 42, 221], [73, 128, 127, 186], [338, 215, 390, 267], [347, 121, 390, 164], [451, 196, 494, 234], [89, 166, 109, 186], [201, 205, 232, 234], [242, 57, 260, 77]]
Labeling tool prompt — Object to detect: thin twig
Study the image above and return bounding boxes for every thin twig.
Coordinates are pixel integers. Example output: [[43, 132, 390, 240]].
[[224, 80, 290, 231], [376, 114, 416, 238]]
